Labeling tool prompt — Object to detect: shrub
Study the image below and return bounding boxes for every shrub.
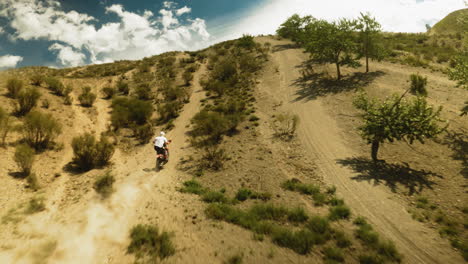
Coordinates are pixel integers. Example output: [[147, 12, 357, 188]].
[[200, 146, 228, 170], [78, 86, 97, 107], [41, 99, 50, 109], [116, 79, 129, 95], [179, 180, 206, 195], [236, 34, 256, 50], [410, 74, 428, 96], [26, 197, 45, 214], [0, 107, 13, 146], [235, 188, 253, 201], [334, 230, 352, 248], [182, 70, 193, 86], [281, 179, 321, 195], [225, 254, 243, 264], [328, 205, 351, 221], [127, 224, 175, 262], [14, 144, 35, 176], [358, 254, 385, 264], [307, 216, 330, 234], [323, 246, 344, 262], [30, 75, 44, 86], [271, 228, 314, 255], [71, 133, 115, 171], [111, 97, 153, 130], [27, 173, 40, 191], [132, 123, 153, 143], [355, 224, 380, 246], [44, 77, 65, 96], [16, 88, 41, 116], [6, 78, 23, 98], [22, 111, 62, 150], [102, 86, 116, 99], [202, 191, 229, 203], [134, 83, 152, 100], [94, 171, 115, 198], [376, 240, 401, 262], [157, 101, 182, 124], [274, 113, 299, 140]]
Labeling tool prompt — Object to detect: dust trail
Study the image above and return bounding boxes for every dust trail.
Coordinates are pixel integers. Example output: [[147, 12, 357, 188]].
[[0, 180, 142, 264]]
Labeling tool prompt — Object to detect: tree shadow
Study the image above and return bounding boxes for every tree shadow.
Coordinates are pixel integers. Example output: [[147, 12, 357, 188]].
[[440, 130, 467, 178], [292, 69, 385, 102], [8, 171, 27, 179], [272, 43, 301, 53], [337, 157, 442, 195]]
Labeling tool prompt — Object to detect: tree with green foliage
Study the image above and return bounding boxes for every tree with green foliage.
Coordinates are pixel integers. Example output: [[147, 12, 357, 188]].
[[353, 92, 446, 161], [276, 14, 315, 44], [303, 18, 360, 80], [356, 12, 385, 73], [409, 74, 428, 96]]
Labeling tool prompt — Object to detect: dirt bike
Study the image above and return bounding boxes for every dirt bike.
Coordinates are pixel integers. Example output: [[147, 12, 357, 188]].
[[155, 140, 171, 171]]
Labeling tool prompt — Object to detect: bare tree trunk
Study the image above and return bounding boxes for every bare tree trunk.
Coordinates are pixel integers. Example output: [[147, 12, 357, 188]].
[[336, 63, 341, 80], [366, 55, 369, 73], [371, 140, 380, 162]]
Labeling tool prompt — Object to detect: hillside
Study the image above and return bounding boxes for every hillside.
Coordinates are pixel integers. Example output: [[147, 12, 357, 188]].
[[0, 35, 466, 264], [430, 8, 468, 36]]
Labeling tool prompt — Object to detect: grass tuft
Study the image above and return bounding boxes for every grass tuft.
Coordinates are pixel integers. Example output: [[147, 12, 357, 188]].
[[127, 224, 175, 261]]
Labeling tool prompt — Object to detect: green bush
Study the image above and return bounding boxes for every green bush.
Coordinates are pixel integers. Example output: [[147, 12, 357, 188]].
[[410, 74, 428, 96], [71, 133, 115, 171], [26, 197, 45, 214], [202, 191, 229, 203], [358, 254, 385, 264], [323, 246, 344, 262], [225, 254, 243, 264], [271, 228, 314, 255], [132, 123, 153, 143], [157, 101, 182, 124], [334, 230, 352, 248], [199, 146, 228, 171], [27, 173, 40, 191], [14, 144, 35, 176], [6, 78, 23, 98], [134, 83, 152, 100], [94, 171, 115, 198], [78, 86, 97, 107], [44, 77, 66, 96], [111, 97, 153, 130], [22, 111, 62, 150], [328, 205, 351, 221], [307, 216, 330, 234], [182, 70, 193, 86], [16, 88, 41, 116], [281, 179, 321, 195], [116, 79, 129, 95], [30, 75, 44, 86], [102, 86, 116, 99], [127, 224, 175, 262], [235, 188, 271, 202], [179, 179, 206, 195], [236, 34, 256, 50]]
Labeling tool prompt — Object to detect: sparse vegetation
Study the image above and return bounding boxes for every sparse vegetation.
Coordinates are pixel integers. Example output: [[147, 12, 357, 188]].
[[0, 106, 14, 146], [273, 112, 299, 140], [94, 171, 115, 198], [102, 86, 116, 99], [127, 224, 175, 262], [26, 197, 45, 214], [6, 78, 23, 98], [78, 86, 97, 107], [14, 144, 35, 176], [111, 97, 153, 130]]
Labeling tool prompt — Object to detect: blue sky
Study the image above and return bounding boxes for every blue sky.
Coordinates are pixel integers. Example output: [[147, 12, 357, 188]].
[[0, 0, 465, 69]]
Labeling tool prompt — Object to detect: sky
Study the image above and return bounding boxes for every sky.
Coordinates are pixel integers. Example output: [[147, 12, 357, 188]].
[[0, 0, 465, 69]]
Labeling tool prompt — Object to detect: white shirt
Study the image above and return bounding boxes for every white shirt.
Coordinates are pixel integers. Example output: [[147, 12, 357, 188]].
[[154, 136, 168, 148]]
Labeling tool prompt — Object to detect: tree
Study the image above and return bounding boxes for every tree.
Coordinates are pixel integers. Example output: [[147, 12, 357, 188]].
[[353, 92, 446, 162], [276, 14, 315, 44], [303, 18, 360, 80], [356, 12, 385, 73]]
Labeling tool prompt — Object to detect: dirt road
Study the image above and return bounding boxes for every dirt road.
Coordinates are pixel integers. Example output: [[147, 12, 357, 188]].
[[257, 39, 463, 264]]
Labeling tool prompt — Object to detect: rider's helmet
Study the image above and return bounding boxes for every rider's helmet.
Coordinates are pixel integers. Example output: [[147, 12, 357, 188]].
[[160, 131, 165, 136]]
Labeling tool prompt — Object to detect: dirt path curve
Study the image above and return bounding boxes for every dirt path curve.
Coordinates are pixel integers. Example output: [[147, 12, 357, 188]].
[[258, 39, 463, 264]]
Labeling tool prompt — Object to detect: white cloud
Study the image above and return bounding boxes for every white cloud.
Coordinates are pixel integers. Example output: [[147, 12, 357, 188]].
[[49, 43, 85, 66], [218, 0, 466, 40], [0, 55, 23, 68], [176, 6, 191, 16], [0, 0, 211, 67]]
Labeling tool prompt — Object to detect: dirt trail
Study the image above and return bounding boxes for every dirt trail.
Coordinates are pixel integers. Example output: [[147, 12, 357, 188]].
[[258, 40, 463, 263], [0, 66, 211, 264]]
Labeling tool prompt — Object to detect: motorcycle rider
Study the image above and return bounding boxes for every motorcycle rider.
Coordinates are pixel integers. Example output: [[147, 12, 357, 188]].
[[153, 131, 170, 160]]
